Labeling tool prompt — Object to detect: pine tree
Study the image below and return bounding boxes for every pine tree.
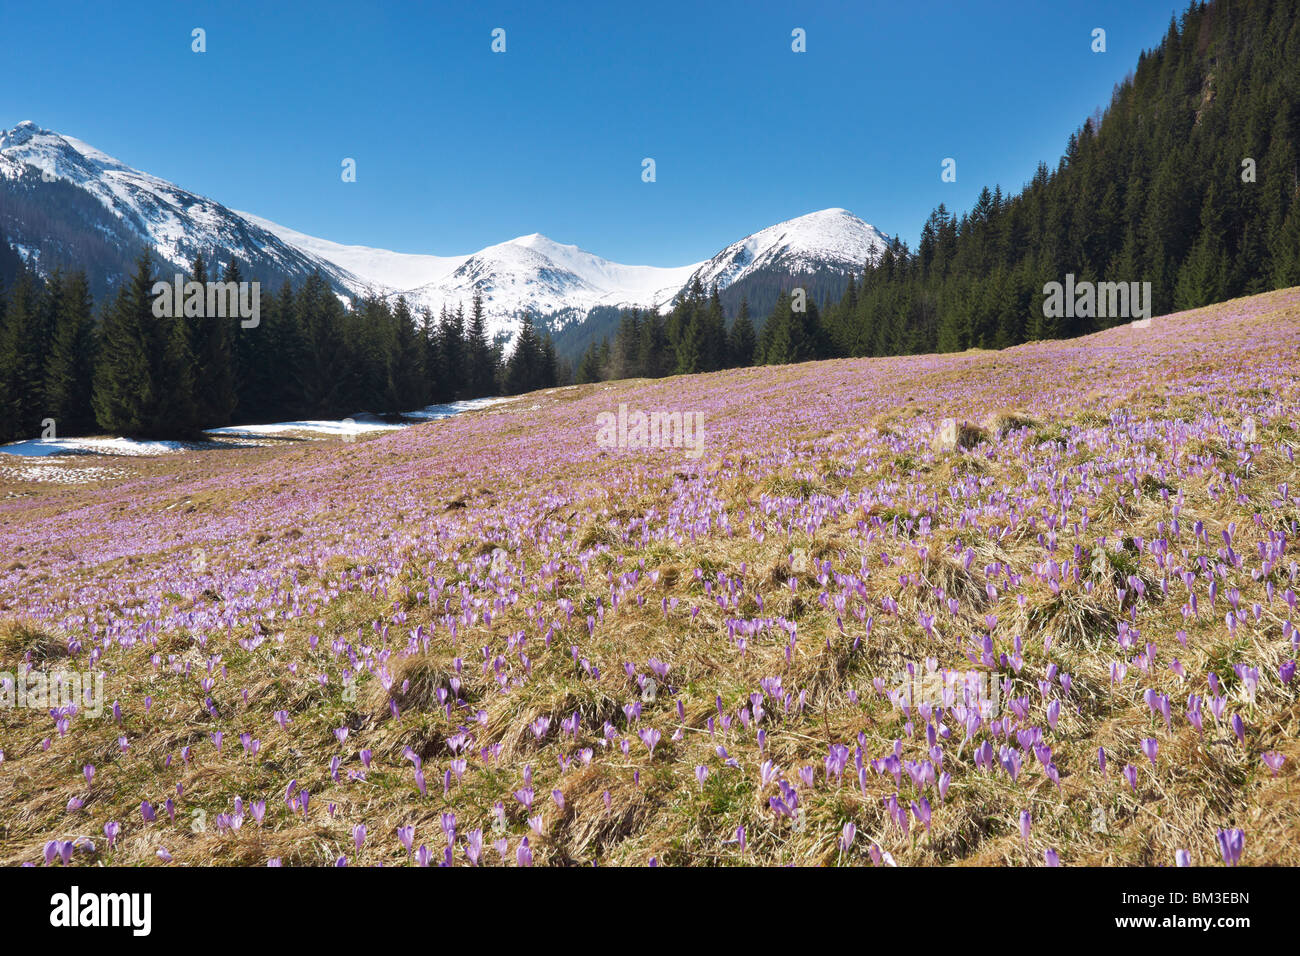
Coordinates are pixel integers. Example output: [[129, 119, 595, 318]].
[[636, 310, 668, 377], [727, 298, 757, 367], [504, 311, 544, 395], [438, 305, 466, 399], [462, 292, 495, 398], [380, 295, 424, 412], [701, 286, 728, 371], [295, 271, 349, 417], [757, 292, 794, 365], [154, 288, 198, 436], [42, 271, 97, 435], [577, 340, 604, 383], [0, 269, 46, 441], [190, 256, 238, 427], [92, 252, 157, 436]]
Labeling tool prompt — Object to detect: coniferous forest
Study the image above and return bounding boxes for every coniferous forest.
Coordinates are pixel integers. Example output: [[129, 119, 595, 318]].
[[0, 249, 556, 443], [3, 0, 1299, 440], [577, 0, 1300, 378]]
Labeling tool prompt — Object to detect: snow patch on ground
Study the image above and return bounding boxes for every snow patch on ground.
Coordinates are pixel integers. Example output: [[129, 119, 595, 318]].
[[205, 396, 518, 438], [1, 398, 523, 485], [206, 418, 402, 438], [0, 437, 189, 458], [0, 463, 130, 484]]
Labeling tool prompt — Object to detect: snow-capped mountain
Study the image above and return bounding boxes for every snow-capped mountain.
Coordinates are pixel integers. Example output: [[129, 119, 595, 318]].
[[0, 121, 368, 297], [254, 209, 887, 343], [686, 208, 888, 291], [242, 212, 703, 342], [0, 121, 890, 345], [392, 233, 702, 337]]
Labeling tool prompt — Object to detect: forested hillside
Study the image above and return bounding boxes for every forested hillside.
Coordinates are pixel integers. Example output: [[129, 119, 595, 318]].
[[576, 0, 1300, 380]]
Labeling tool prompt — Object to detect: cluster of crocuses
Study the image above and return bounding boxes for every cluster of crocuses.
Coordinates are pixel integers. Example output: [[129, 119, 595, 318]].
[[1, 291, 1297, 865]]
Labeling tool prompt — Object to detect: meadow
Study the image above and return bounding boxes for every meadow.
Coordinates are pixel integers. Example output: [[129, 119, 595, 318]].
[[1, 288, 1297, 867]]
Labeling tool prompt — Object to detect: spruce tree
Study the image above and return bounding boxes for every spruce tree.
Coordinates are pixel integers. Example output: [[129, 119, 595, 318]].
[[504, 311, 544, 395], [577, 341, 604, 383], [92, 252, 157, 436], [42, 271, 97, 435], [438, 304, 466, 399], [465, 292, 497, 398], [190, 255, 238, 427], [727, 298, 757, 367], [0, 269, 46, 441]]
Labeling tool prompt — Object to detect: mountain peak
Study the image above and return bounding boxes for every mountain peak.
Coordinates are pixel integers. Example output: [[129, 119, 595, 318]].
[[798, 206, 852, 217], [684, 207, 888, 294], [1, 126, 891, 351], [1, 120, 53, 149]]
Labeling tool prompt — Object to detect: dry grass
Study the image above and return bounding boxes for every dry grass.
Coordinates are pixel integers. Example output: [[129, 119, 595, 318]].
[[0, 290, 1298, 866]]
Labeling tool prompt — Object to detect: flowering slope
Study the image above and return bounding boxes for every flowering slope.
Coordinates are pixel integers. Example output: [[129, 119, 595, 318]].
[[1, 289, 1298, 867]]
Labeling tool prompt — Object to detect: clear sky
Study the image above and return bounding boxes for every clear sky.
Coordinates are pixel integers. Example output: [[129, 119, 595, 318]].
[[1, 0, 1182, 265]]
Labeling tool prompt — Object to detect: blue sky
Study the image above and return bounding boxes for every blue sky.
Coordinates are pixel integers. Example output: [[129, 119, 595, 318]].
[[1, 0, 1181, 264]]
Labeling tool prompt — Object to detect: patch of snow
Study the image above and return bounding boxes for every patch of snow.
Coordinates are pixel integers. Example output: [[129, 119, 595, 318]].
[[205, 419, 402, 438], [403, 396, 519, 420], [205, 395, 516, 438], [0, 462, 130, 484], [0, 437, 188, 457]]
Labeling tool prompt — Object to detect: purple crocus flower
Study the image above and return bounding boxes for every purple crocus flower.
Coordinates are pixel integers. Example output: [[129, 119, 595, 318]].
[[1216, 828, 1244, 867], [639, 727, 662, 755], [1141, 738, 1158, 766], [839, 822, 856, 852], [465, 829, 483, 866], [1230, 713, 1246, 746]]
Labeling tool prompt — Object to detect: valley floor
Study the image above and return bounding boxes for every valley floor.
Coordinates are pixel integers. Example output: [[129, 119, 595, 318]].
[[1, 289, 1298, 866]]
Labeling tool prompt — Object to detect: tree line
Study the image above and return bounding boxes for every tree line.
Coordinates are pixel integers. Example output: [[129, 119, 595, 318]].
[[578, 0, 1300, 379], [5, 1, 1298, 436], [574, 276, 839, 382], [0, 250, 560, 443]]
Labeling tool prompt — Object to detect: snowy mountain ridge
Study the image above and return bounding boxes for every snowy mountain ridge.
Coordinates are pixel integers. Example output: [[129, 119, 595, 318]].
[[1, 122, 890, 344]]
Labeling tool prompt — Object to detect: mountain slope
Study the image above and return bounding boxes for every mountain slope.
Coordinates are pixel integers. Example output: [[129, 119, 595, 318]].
[[1, 121, 890, 345], [0, 122, 368, 298], [686, 207, 887, 291]]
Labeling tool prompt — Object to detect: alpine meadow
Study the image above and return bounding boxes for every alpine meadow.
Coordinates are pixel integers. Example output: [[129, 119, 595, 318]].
[[0, 0, 1298, 919]]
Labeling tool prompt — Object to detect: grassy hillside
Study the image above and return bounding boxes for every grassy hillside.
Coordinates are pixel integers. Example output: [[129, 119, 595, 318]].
[[1, 288, 1298, 866]]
